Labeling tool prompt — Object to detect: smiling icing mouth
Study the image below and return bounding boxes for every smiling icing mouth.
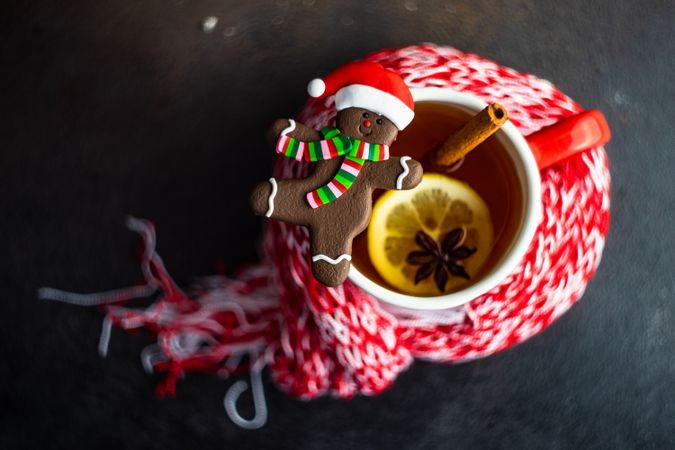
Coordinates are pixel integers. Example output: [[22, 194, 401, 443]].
[[358, 125, 372, 136]]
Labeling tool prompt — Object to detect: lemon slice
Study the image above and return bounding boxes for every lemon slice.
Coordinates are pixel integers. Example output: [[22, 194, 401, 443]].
[[368, 173, 494, 296]]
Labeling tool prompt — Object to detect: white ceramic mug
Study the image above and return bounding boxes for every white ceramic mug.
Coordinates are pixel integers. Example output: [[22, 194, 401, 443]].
[[347, 88, 542, 311]]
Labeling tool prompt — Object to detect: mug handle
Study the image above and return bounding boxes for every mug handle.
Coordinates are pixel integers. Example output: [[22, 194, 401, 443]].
[[526, 110, 611, 169]]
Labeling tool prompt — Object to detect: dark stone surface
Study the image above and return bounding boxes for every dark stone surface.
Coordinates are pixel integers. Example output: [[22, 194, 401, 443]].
[[2, 0, 674, 448]]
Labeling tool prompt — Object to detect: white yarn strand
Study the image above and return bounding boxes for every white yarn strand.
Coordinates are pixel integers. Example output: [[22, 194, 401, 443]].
[[37, 284, 156, 306], [224, 364, 268, 430], [98, 316, 113, 358]]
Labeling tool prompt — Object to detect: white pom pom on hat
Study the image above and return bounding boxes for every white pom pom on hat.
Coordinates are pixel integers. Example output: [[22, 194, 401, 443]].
[[305, 61, 415, 130], [307, 78, 326, 98]]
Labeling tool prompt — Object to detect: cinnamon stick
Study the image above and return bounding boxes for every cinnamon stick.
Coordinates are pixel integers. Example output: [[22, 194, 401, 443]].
[[431, 103, 509, 169]]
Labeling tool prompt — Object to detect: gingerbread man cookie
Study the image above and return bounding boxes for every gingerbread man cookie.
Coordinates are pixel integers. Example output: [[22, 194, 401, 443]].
[[251, 62, 423, 287]]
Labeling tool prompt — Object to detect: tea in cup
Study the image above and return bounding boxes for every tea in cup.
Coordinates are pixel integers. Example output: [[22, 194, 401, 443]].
[[349, 88, 543, 310]]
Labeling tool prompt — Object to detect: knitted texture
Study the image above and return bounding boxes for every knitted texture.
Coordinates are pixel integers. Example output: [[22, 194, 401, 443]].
[[42, 44, 610, 422]]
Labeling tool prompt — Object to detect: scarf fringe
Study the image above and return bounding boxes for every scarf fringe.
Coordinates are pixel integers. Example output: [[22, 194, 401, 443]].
[[40, 216, 280, 429]]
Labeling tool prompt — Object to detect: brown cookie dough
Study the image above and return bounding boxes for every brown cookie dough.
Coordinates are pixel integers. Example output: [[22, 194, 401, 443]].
[[251, 61, 421, 287], [251, 108, 422, 287]]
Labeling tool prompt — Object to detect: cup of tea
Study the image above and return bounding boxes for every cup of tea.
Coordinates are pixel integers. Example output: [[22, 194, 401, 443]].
[[348, 87, 609, 311]]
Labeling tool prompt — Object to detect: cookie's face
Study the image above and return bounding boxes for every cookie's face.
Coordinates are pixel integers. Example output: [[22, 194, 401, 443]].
[[336, 108, 399, 145]]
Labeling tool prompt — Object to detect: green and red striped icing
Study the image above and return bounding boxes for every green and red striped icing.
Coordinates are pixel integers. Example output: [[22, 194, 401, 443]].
[[276, 127, 390, 208]]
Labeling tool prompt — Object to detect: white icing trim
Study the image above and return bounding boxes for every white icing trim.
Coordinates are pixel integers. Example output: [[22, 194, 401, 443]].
[[312, 254, 352, 265], [280, 119, 296, 136], [335, 84, 414, 130], [396, 156, 411, 189], [265, 178, 277, 218]]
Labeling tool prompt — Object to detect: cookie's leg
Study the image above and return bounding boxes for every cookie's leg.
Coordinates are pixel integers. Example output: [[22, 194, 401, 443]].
[[309, 225, 353, 287], [250, 178, 310, 226]]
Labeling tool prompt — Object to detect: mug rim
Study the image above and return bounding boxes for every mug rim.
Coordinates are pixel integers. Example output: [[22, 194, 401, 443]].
[[347, 88, 542, 311]]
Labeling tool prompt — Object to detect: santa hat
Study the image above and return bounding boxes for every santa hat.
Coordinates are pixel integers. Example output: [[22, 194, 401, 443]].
[[307, 61, 415, 130]]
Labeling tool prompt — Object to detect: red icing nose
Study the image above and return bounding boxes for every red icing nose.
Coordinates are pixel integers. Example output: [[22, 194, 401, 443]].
[[363, 120, 372, 128]]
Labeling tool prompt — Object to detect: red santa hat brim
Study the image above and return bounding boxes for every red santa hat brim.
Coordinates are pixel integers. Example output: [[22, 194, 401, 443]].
[[335, 84, 414, 130]]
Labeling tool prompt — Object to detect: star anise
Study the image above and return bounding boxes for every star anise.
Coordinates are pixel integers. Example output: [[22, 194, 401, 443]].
[[405, 228, 477, 293]]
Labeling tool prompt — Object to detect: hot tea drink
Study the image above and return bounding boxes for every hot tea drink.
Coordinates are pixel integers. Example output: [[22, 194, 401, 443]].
[[351, 101, 525, 296]]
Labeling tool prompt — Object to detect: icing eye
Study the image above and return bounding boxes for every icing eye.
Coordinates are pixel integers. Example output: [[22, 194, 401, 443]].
[[362, 112, 369, 118], [376, 118, 383, 125]]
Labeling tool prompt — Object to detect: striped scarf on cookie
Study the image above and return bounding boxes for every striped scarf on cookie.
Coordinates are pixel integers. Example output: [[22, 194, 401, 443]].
[[276, 127, 390, 208]]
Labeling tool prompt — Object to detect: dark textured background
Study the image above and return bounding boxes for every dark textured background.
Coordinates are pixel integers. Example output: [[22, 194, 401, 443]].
[[2, 0, 674, 448]]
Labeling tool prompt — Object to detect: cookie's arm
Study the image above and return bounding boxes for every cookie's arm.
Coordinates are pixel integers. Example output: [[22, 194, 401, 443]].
[[267, 118, 321, 144], [268, 118, 324, 163], [368, 156, 424, 191]]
